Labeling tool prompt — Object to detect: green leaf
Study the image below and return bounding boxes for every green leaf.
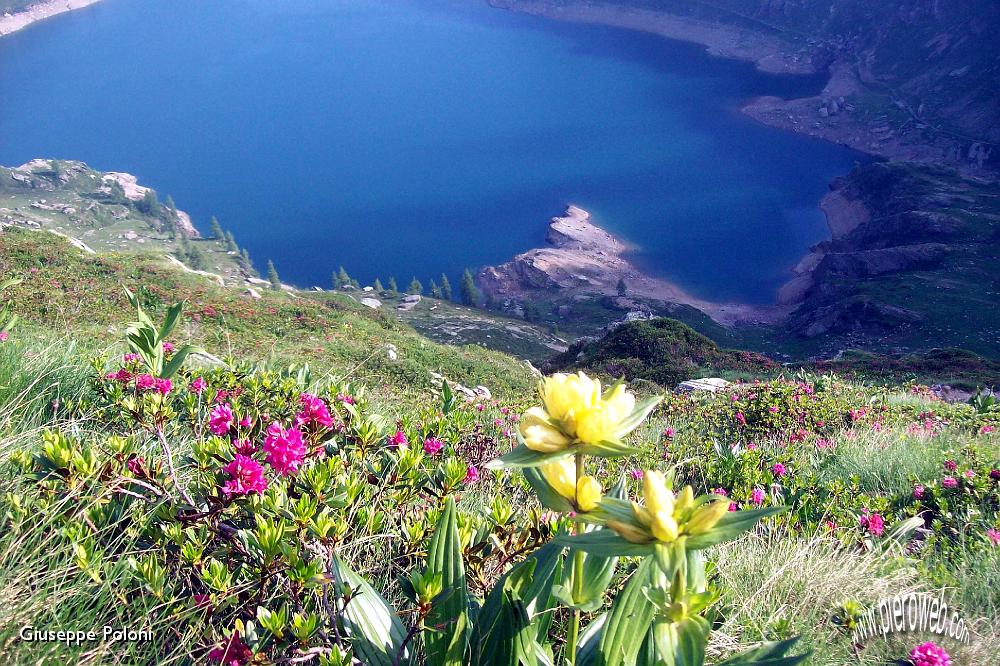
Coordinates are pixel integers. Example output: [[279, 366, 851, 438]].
[[685, 507, 786, 550], [485, 444, 574, 470], [330, 556, 408, 666], [575, 614, 606, 666], [716, 637, 810, 665], [597, 559, 657, 666], [158, 301, 185, 344], [612, 394, 662, 439], [425, 498, 470, 666], [555, 530, 654, 559], [523, 466, 573, 513], [161, 343, 204, 379]]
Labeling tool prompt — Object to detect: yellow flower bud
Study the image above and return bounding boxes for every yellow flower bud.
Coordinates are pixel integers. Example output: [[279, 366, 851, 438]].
[[649, 511, 680, 542], [604, 383, 636, 423], [685, 499, 730, 535], [539, 459, 577, 500], [573, 403, 617, 444], [540, 372, 601, 423], [643, 471, 674, 515], [607, 519, 651, 544], [631, 501, 653, 527], [575, 476, 602, 512], [673, 485, 695, 518], [519, 407, 570, 452]]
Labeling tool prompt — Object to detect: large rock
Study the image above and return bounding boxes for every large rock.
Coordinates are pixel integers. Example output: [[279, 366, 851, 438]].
[[676, 378, 730, 394], [813, 243, 949, 279], [360, 297, 381, 309]]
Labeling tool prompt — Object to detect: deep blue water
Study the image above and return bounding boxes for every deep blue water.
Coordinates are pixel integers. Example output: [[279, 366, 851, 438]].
[[0, 0, 866, 302]]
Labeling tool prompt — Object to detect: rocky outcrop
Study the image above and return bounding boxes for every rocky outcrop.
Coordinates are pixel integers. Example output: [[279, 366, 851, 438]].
[[788, 296, 923, 338], [812, 243, 949, 280]]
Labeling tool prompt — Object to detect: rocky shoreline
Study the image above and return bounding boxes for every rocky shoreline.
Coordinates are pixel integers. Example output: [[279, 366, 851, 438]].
[[0, 0, 102, 37]]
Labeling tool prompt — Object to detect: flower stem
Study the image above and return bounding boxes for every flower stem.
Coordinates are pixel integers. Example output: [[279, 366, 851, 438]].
[[566, 453, 586, 664]]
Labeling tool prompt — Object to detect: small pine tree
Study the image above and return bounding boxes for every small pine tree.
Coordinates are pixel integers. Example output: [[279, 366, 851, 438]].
[[617, 277, 628, 296], [138, 189, 160, 216], [225, 231, 239, 253], [164, 194, 177, 215], [429, 279, 442, 298], [209, 216, 224, 239], [187, 242, 207, 271], [387, 277, 399, 297], [440, 273, 453, 301], [523, 300, 541, 323], [267, 260, 281, 291], [373, 278, 384, 292], [408, 277, 423, 295], [460, 269, 479, 306], [335, 266, 351, 289]]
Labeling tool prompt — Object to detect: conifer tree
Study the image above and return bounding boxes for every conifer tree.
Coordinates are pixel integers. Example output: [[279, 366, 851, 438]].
[[387, 277, 399, 297], [209, 216, 224, 239], [460, 268, 479, 306], [430, 279, 442, 298], [617, 277, 628, 296], [267, 260, 281, 291], [138, 189, 160, 216], [408, 277, 423, 295], [225, 231, 239, 253], [440, 273, 453, 301], [373, 278, 384, 293], [334, 266, 351, 289]]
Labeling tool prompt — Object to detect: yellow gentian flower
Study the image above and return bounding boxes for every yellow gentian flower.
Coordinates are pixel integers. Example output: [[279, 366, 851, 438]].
[[539, 459, 602, 512], [519, 407, 571, 452], [685, 499, 730, 535], [539, 372, 601, 423], [575, 475, 602, 512]]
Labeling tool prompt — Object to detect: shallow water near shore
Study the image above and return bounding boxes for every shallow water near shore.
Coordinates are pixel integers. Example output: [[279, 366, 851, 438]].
[[0, 0, 866, 302]]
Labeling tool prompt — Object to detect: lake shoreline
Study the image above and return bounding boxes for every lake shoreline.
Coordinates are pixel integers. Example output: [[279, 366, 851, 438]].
[[0, 0, 102, 37]]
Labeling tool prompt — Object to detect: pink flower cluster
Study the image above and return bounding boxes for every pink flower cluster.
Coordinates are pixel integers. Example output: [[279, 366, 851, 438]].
[[136, 374, 172, 395], [909, 641, 950, 666], [296, 393, 334, 429], [209, 404, 235, 436], [859, 509, 885, 537], [387, 430, 408, 449], [262, 422, 308, 476], [423, 437, 444, 456], [222, 455, 268, 496]]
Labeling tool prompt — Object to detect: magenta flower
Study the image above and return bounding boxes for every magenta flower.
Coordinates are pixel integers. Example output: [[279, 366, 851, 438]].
[[262, 422, 308, 476], [232, 439, 256, 455], [464, 465, 479, 484], [336, 393, 355, 405], [208, 631, 254, 665], [712, 487, 728, 496], [964, 469, 975, 480], [987, 528, 1000, 546], [772, 463, 787, 478], [135, 374, 156, 391], [735, 411, 747, 426], [913, 484, 925, 499], [663, 427, 674, 438], [981, 424, 995, 435], [942, 476, 958, 489], [296, 393, 334, 429], [106, 368, 132, 383], [423, 437, 444, 456], [630, 469, 644, 480], [991, 469, 1000, 481], [189, 377, 207, 394], [768, 405, 779, 414], [387, 430, 408, 449], [153, 377, 172, 395], [221, 455, 268, 496], [126, 456, 144, 475], [909, 641, 950, 666], [859, 511, 884, 537], [161, 342, 175, 354], [750, 487, 765, 506], [476, 403, 485, 412], [0, 331, 8, 343], [122, 353, 139, 364], [209, 404, 235, 436], [943, 459, 957, 472]]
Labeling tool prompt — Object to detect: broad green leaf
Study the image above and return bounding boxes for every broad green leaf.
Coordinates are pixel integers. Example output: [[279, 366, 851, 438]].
[[425, 497, 470, 666], [555, 530, 654, 559], [485, 444, 574, 470], [330, 556, 408, 666], [597, 558, 657, 666], [716, 637, 810, 665], [162, 344, 204, 379], [523, 466, 573, 513], [612, 395, 663, 439], [575, 613, 606, 666]]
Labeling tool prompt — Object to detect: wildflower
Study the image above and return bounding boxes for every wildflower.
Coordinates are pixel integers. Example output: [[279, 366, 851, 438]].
[[768, 405, 779, 414], [987, 528, 1000, 546], [126, 456, 144, 475], [296, 393, 334, 429], [746, 442, 758, 450], [232, 439, 256, 455], [519, 407, 570, 452], [663, 427, 674, 438], [772, 463, 787, 478], [476, 404, 485, 412], [750, 487, 765, 506], [423, 437, 444, 456], [981, 424, 995, 435], [122, 353, 139, 364], [815, 438, 832, 450], [190, 377, 207, 394], [630, 469, 644, 480], [222, 455, 268, 496], [735, 411, 746, 426], [913, 484, 925, 499], [908, 641, 950, 666], [161, 342, 175, 354], [106, 368, 132, 383], [208, 631, 254, 665], [943, 459, 957, 472], [135, 374, 156, 391], [824, 520, 836, 531], [262, 423, 307, 476], [239, 415, 253, 429], [153, 378, 172, 395], [539, 459, 602, 512], [860, 511, 884, 537], [0, 331, 8, 343], [463, 465, 479, 484], [336, 393, 355, 405], [964, 469, 975, 480], [991, 469, 1000, 481], [209, 404, 235, 436], [942, 476, 958, 489], [387, 430, 408, 449]]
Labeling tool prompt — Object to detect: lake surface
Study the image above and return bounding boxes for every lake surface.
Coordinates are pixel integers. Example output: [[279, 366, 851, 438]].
[[0, 0, 865, 303]]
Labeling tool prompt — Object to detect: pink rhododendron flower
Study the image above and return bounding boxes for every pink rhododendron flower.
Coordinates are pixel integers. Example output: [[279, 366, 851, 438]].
[[208, 631, 254, 665], [262, 423, 308, 476], [126, 456, 144, 475], [122, 353, 139, 364], [423, 437, 444, 456], [336, 393, 355, 405], [296, 393, 334, 429], [464, 465, 479, 484], [239, 415, 253, 429], [0, 331, 8, 343], [981, 425, 995, 435], [943, 459, 957, 472], [768, 405, 779, 414], [815, 438, 833, 450], [153, 378, 172, 395], [772, 463, 787, 478], [189, 377, 207, 394], [942, 476, 958, 489], [750, 487, 765, 506], [663, 427, 674, 438], [630, 469, 644, 480], [735, 411, 747, 426], [387, 430, 408, 449], [135, 374, 156, 391], [964, 469, 975, 480], [209, 404, 235, 436], [232, 439, 256, 455], [214, 390, 229, 403], [476, 404, 485, 412], [859, 510, 884, 536], [824, 520, 836, 531], [913, 484, 925, 499], [909, 641, 950, 666], [106, 368, 132, 383], [987, 528, 1000, 546], [991, 469, 1000, 481], [222, 455, 268, 496]]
